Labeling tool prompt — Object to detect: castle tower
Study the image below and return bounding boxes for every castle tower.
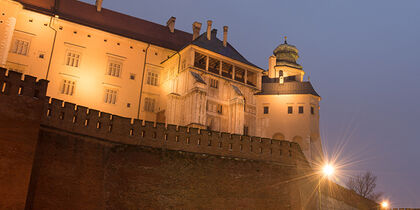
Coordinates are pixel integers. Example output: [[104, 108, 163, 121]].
[[256, 37, 323, 163]]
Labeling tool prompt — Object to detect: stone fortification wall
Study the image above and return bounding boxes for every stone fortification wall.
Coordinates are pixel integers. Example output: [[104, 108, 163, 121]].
[[0, 68, 47, 209], [41, 97, 308, 166], [0, 69, 377, 209]]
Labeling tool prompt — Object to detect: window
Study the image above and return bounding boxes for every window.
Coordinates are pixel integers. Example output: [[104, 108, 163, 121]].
[[60, 79, 75, 96], [222, 62, 233, 78], [288, 106, 293, 114], [208, 57, 220, 74], [247, 71, 257, 86], [311, 106, 315, 115], [263, 106, 269, 114], [144, 97, 155, 112], [104, 89, 117, 104], [147, 71, 159, 86], [65, 51, 81, 67], [243, 126, 249, 136], [107, 60, 122, 77], [217, 104, 223, 114], [235, 66, 245, 83], [129, 73, 136, 80], [194, 52, 206, 70], [11, 39, 30, 55], [299, 106, 304, 114], [210, 78, 218, 89]]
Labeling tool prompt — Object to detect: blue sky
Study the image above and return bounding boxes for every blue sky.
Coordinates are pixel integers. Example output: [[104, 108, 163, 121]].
[[81, 0, 420, 206]]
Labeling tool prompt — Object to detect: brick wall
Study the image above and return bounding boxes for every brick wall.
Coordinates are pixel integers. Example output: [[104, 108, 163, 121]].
[[0, 69, 377, 209], [0, 68, 47, 209]]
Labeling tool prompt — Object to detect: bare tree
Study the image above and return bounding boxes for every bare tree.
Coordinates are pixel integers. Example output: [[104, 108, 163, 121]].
[[346, 171, 383, 201]]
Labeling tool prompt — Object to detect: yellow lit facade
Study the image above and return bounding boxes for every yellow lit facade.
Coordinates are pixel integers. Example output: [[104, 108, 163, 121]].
[[0, 0, 322, 162]]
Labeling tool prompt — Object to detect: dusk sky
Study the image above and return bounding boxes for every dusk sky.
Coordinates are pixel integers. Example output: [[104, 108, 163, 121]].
[[82, 0, 420, 206]]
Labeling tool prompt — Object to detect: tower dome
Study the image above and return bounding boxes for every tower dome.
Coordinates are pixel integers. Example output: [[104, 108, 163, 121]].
[[273, 37, 302, 69]]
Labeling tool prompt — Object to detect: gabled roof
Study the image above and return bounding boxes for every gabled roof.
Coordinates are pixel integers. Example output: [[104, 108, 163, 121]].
[[184, 31, 263, 70], [16, 0, 192, 51]]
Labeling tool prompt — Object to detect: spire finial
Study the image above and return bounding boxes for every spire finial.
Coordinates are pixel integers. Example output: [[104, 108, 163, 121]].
[[284, 36, 288, 44]]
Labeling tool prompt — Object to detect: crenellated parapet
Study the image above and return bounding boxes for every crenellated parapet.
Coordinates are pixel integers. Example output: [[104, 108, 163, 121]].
[[0, 69, 308, 165], [0, 67, 48, 99], [40, 96, 308, 165]]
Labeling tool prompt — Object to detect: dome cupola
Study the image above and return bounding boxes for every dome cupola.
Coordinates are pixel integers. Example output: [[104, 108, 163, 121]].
[[273, 37, 302, 69]]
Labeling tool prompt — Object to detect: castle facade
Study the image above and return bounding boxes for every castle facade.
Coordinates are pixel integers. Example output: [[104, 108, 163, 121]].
[[0, 0, 322, 162]]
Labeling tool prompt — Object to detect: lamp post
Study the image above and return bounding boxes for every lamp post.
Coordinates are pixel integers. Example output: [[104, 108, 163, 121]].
[[319, 163, 335, 210]]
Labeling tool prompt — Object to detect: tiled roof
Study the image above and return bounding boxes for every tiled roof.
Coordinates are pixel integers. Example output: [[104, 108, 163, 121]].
[[257, 76, 320, 97], [17, 0, 262, 69], [16, 0, 193, 51], [186, 31, 262, 70]]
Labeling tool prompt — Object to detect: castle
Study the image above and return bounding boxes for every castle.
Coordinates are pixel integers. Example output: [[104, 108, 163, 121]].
[[0, 0, 322, 163], [0, 0, 381, 209]]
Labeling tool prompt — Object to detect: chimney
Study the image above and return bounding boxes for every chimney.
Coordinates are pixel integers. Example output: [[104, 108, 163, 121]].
[[166, 16, 176, 33], [223, 26, 228, 47], [192, 21, 202, 40], [211, 29, 217, 38], [95, 0, 103, 12], [206, 20, 212, 40]]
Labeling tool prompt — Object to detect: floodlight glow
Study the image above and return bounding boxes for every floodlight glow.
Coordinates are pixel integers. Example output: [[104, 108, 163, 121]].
[[322, 164, 334, 177], [381, 201, 389, 208]]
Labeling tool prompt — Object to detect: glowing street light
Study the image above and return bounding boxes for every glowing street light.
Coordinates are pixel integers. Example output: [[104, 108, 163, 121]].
[[381, 201, 389, 209], [322, 164, 335, 177], [319, 162, 336, 209]]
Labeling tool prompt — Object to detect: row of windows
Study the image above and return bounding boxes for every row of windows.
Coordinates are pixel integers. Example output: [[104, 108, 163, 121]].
[[59, 79, 157, 112], [263, 105, 315, 115], [64, 51, 159, 85], [194, 52, 257, 87]]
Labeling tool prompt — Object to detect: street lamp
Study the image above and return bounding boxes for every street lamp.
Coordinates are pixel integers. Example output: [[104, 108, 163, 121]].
[[380, 201, 389, 209], [319, 163, 335, 210]]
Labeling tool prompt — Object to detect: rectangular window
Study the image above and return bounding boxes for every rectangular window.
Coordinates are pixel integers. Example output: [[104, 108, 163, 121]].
[[288, 106, 293, 114], [104, 89, 117, 104], [210, 78, 218, 89], [130, 73, 136, 80], [263, 106, 269, 114], [107, 60, 122, 77], [244, 126, 249, 136], [311, 106, 315, 115], [208, 57, 220, 74], [60, 79, 75, 96], [11, 39, 30, 55], [235, 66, 245, 83], [222, 62, 233, 78], [194, 52, 207, 70], [299, 106, 304, 114], [144, 97, 156, 112], [247, 71, 257, 86], [217, 104, 223, 114], [146, 71, 159, 86], [65, 51, 81, 67]]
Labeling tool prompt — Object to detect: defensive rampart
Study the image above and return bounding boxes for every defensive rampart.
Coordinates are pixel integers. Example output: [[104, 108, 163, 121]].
[[0, 68, 378, 209]]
